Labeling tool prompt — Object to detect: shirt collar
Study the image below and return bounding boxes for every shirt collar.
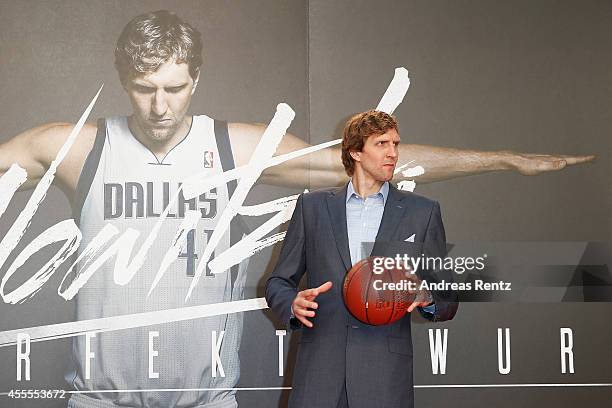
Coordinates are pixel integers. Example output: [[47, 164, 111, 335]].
[[346, 179, 389, 204]]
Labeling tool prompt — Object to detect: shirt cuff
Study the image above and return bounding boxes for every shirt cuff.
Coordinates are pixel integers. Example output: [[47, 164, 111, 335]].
[[421, 303, 436, 314]]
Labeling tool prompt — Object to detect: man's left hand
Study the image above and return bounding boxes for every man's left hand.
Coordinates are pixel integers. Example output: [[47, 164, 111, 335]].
[[407, 300, 433, 313]]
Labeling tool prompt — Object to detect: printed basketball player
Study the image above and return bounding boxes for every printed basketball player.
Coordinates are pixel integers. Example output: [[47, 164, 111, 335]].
[[0, 10, 595, 408]]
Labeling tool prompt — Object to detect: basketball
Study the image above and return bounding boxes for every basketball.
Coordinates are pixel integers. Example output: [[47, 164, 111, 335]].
[[342, 256, 416, 325]]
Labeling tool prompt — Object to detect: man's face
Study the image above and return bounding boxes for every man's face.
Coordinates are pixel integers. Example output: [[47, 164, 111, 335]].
[[124, 60, 198, 143], [352, 128, 400, 182]]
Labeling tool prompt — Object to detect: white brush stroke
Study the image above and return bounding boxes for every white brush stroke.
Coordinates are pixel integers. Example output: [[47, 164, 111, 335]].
[[60, 185, 188, 297], [0, 164, 27, 217], [1, 220, 81, 304], [181, 66, 414, 295], [397, 180, 417, 192], [394, 160, 416, 175], [402, 165, 425, 178], [0, 86, 103, 303], [186, 104, 295, 300], [148, 210, 201, 296], [182, 66, 411, 201], [0, 68, 414, 338], [208, 199, 297, 274], [1, 384, 611, 397], [108, 185, 185, 286], [376, 67, 411, 114], [238, 194, 299, 217], [58, 224, 120, 300], [0, 297, 268, 348]]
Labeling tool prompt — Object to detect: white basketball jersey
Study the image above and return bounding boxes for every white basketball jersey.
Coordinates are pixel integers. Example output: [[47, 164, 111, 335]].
[[67, 116, 246, 408]]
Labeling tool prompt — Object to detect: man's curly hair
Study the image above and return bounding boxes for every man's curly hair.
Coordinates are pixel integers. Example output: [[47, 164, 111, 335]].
[[115, 10, 203, 84]]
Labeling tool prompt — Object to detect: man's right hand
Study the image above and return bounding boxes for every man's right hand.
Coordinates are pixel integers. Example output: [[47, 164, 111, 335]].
[[291, 281, 333, 328]]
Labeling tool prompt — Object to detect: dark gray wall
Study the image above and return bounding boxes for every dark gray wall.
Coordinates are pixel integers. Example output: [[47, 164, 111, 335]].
[[1, 1, 610, 407]]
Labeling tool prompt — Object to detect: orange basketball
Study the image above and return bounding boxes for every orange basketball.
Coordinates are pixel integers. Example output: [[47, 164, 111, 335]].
[[342, 256, 416, 325]]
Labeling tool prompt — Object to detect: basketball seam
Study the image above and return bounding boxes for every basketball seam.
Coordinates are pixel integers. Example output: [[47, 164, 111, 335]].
[[343, 262, 360, 321], [385, 266, 395, 325], [364, 259, 374, 325]]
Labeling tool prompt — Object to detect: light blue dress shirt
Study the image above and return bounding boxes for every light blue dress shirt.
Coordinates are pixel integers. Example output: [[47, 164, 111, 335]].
[[346, 180, 389, 266], [345, 180, 436, 314]]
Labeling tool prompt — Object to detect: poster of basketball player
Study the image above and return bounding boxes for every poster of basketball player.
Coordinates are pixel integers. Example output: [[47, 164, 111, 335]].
[[0, 1, 610, 408]]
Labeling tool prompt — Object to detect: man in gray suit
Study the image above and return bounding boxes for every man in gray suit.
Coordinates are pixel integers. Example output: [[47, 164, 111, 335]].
[[266, 110, 458, 408]]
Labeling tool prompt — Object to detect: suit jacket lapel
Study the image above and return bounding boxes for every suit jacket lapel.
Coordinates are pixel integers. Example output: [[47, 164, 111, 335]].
[[326, 184, 352, 271], [372, 184, 407, 254]]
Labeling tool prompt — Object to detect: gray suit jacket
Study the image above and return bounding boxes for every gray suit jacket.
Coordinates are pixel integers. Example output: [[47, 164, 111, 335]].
[[265, 183, 458, 408]]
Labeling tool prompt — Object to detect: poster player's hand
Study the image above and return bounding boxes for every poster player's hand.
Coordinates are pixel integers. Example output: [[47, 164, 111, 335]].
[[506, 151, 595, 176], [291, 281, 333, 328]]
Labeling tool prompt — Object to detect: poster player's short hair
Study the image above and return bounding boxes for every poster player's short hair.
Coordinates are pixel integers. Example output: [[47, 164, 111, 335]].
[[341, 110, 398, 176], [115, 10, 203, 84]]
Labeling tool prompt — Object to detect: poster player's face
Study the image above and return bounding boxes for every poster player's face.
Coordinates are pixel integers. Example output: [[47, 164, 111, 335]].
[[124, 60, 198, 143], [354, 129, 400, 183]]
